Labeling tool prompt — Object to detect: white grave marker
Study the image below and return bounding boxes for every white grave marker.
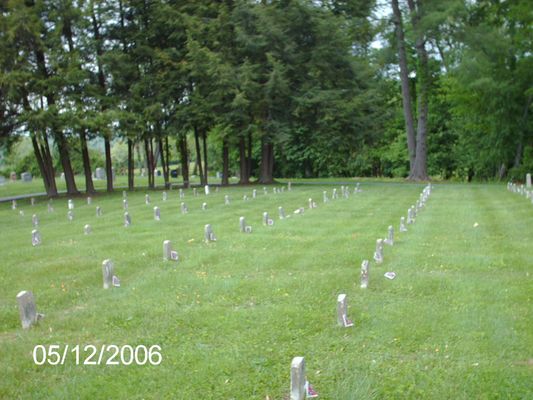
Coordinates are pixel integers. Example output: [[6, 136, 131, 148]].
[[84, 224, 92, 235], [154, 206, 161, 221], [32, 214, 39, 227], [239, 217, 252, 233], [384, 225, 394, 246], [373, 239, 384, 264], [67, 210, 74, 222], [279, 206, 286, 219], [96, 206, 102, 217], [181, 202, 188, 214], [360, 260, 369, 289], [16, 291, 43, 329], [163, 240, 179, 261], [31, 229, 41, 246], [224, 195, 230, 205], [204, 224, 217, 242], [124, 212, 131, 227], [102, 259, 114, 289], [337, 294, 354, 327]]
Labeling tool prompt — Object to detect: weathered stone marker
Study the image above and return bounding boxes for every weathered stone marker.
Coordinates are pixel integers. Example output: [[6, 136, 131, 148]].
[[263, 187, 268, 195], [204, 224, 217, 242], [373, 239, 384, 264], [17, 291, 43, 329], [323, 191, 328, 203], [288, 181, 292, 191], [204, 185, 210, 195], [31, 197, 35, 206], [67, 210, 74, 222], [224, 195, 230, 205], [123, 199, 128, 210], [68, 199, 74, 210], [179, 188, 184, 199], [154, 206, 161, 221], [263, 212, 274, 226], [252, 189, 257, 199], [384, 225, 394, 246], [355, 182, 362, 193], [163, 240, 179, 261], [332, 188, 338, 199], [290, 357, 306, 400], [308, 198, 317, 209], [400, 216, 407, 232], [181, 202, 188, 214], [337, 294, 354, 327], [87, 197, 92, 205], [21, 172, 33, 182], [96, 206, 102, 217], [360, 260, 369, 289], [407, 208, 414, 224], [123, 190, 127, 199], [162, 191, 167, 201], [32, 214, 39, 227], [145, 194, 150, 205], [202, 202, 207, 210], [527, 173, 532, 188], [239, 217, 252, 233], [279, 206, 286, 219], [11, 200, 16, 210], [102, 259, 114, 289], [84, 224, 92, 235], [47, 202, 54, 213], [193, 188, 198, 197], [124, 212, 131, 227], [31, 229, 41, 246]]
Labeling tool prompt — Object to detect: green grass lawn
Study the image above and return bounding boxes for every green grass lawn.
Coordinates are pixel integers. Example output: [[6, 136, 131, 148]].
[[0, 182, 531, 399]]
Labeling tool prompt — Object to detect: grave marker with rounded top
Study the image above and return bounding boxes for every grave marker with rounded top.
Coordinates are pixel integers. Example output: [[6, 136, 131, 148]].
[[323, 191, 328, 203], [243, 195, 248, 201], [162, 191, 167, 201], [181, 202, 188, 214], [204, 185, 210, 195], [279, 206, 286, 219], [31, 197, 35, 206], [337, 293, 354, 327], [12, 200, 17, 210], [87, 197, 92, 205], [123, 199, 128, 210], [239, 217, 252, 233], [288, 181, 292, 191], [102, 259, 114, 289], [332, 188, 338, 199], [17, 291, 42, 329], [224, 195, 230, 205], [32, 214, 39, 227], [373, 239, 384, 264], [384, 225, 394, 246], [163, 240, 179, 261], [96, 206, 102, 217], [145, 194, 150, 205], [179, 188, 184, 199], [407, 208, 414, 224], [360, 260, 369, 288], [204, 224, 217, 242], [32, 229, 41, 246], [290, 357, 305, 400], [400, 216, 407, 232], [84, 224, 92, 235], [67, 210, 74, 222], [193, 188, 198, 196], [124, 212, 131, 227], [263, 212, 274, 226], [154, 206, 161, 221], [68, 199, 74, 210], [202, 202, 207, 211], [253, 189, 257, 199], [527, 173, 531, 188], [355, 182, 362, 193]]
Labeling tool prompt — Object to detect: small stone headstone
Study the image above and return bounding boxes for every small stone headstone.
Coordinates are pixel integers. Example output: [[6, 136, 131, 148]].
[[204, 185, 210, 195], [193, 188, 198, 197], [179, 188, 184, 199], [31, 229, 41, 246], [290, 357, 305, 400], [337, 293, 354, 327], [204, 224, 216, 242], [163, 240, 179, 261], [411, 205, 417, 218], [112, 275, 121, 287], [67, 210, 74, 222], [332, 188, 338, 199], [181, 202, 188, 214], [162, 191, 167, 201], [95, 167, 105, 180], [263, 212, 274, 226], [21, 172, 33, 182], [253, 189, 257, 199], [243, 195, 248, 201], [31, 197, 35, 206], [281, 187, 285, 193], [308, 198, 317, 209], [527, 173, 532, 188], [96, 206, 102, 217], [124, 212, 131, 227], [239, 217, 252, 233], [154, 206, 161, 221], [384, 225, 394, 246], [123, 190, 127, 199], [19, 210, 24, 216], [16, 291, 43, 329], [323, 191, 328, 203], [373, 239, 384, 264], [407, 208, 414, 224], [87, 197, 92, 205], [102, 259, 114, 289], [400, 216, 407, 232], [68, 199, 74, 210], [84, 224, 92, 235], [263, 187, 268, 195], [279, 206, 286, 219], [145, 194, 150, 205], [32, 214, 39, 227], [202, 202, 207, 211], [47, 203, 54, 213], [10, 171, 17, 181], [355, 182, 362, 193], [288, 182, 292, 191], [123, 199, 128, 210], [0, 176, 5, 186], [360, 260, 369, 288], [224, 195, 230, 205], [12, 200, 17, 210], [293, 207, 305, 215]]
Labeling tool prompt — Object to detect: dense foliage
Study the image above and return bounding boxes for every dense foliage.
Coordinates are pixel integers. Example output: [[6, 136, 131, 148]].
[[0, 0, 531, 195]]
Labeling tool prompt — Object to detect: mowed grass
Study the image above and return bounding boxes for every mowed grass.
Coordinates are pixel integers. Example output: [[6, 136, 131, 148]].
[[0, 183, 531, 399]]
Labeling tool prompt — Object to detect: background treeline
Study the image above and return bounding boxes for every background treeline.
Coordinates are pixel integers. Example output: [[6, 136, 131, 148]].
[[0, 0, 531, 196]]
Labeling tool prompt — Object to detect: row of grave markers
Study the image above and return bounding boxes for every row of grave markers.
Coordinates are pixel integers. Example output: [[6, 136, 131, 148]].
[[507, 174, 533, 203]]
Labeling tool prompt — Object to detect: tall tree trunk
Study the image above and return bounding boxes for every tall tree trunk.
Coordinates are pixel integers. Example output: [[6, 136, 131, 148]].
[[407, 0, 429, 181], [145, 137, 155, 189], [239, 136, 249, 184], [391, 0, 416, 176], [55, 131, 80, 194], [104, 135, 113, 191], [159, 137, 170, 189], [222, 139, 229, 186], [178, 134, 190, 188], [30, 132, 56, 197], [193, 125, 205, 185], [247, 130, 253, 179], [80, 129, 96, 194], [202, 130, 208, 184], [259, 136, 274, 184], [128, 138, 134, 190], [41, 133, 58, 195]]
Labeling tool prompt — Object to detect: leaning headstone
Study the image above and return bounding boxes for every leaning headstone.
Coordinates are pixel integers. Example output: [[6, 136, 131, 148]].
[[224, 195, 230, 205], [124, 212, 131, 227], [16, 291, 43, 329], [202, 202, 207, 211], [373, 239, 384, 264], [181, 202, 188, 214], [360, 260, 369, 289], [32, 214, 39, 227], [123, 199, 128, 210], [204, 185, 210, 195], [154, 206, 161, 221], [11, 200, 17, 210], [527, 173, 532, 188], [384, 225, 394, 246], [68, 199, 74, 210], [337, 294, 354, 327], [163, 240, 179, 261], [239, 217, 252, 233], [323, 191, 328, 203], [102, 259, 114, 289], [400, 216, 407, 232], [21, 172, 33, 182], [31, 229, 41, 246], [179, 188, 184, 199], [253, 189, 257, 199], [162, 191, 167, 201], [96, 206, 102, 217], [145, 194, 151, 205], [279, 206, 286, 219], [84, 224, 92, 235], [263, 212, 274, 226], [30, 197, 35, 206], [67, 210, 74, 222], [204, 224, 217, 242], [290, 357, 305, 400]]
